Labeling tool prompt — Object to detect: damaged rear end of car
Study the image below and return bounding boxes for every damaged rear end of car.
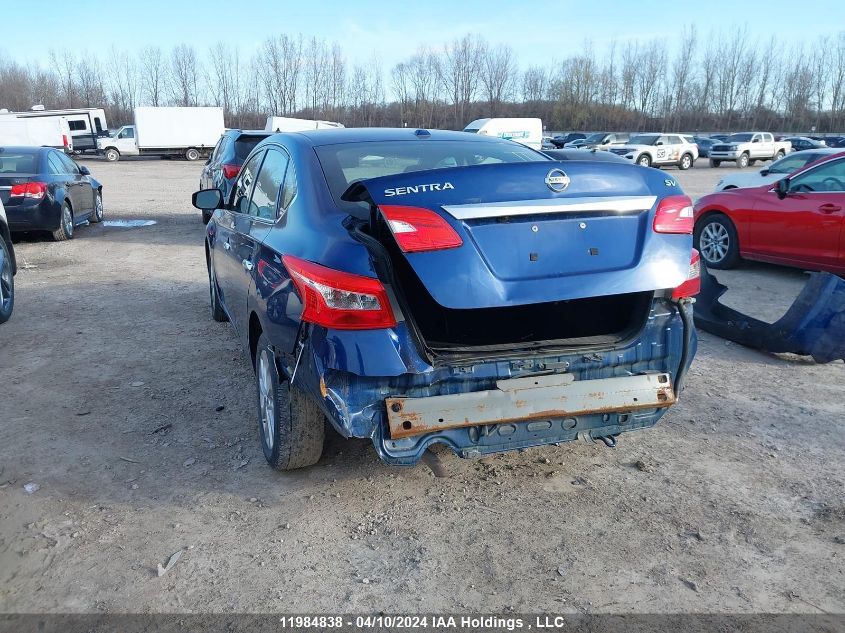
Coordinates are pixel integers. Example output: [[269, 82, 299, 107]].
[[286, 154, 699, 466]]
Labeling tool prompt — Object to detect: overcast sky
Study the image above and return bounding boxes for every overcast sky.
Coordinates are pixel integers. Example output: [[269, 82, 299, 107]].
[[2, 0, 843, 69]]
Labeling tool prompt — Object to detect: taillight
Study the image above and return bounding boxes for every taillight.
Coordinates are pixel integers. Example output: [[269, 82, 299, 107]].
[[10, 182, 47, 200], [62, 134, 69, 148], [282, 255, 396, 330], [379, 205, 463, 253], [221, 163, 240, 179], [653, 195, 694, 234], [672, 249, 701, 299]]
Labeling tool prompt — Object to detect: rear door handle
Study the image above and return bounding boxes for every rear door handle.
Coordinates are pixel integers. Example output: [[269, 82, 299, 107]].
[[819, 203, 842, 214], [242, 259, 254, 272]]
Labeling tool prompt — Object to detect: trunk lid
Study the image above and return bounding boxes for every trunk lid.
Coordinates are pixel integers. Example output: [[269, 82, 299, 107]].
[[346, 161, 692, 310]]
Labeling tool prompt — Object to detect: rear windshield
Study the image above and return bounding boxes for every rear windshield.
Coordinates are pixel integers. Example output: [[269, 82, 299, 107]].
[[315, 140, 543, 210], [727, 133, 754, 142], [234, 136, 266, 161], [0, 152, 38, 173]]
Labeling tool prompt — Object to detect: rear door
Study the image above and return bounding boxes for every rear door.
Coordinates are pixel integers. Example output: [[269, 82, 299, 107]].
[[56, 151, 92, 214], [751, 157, 845, 268]]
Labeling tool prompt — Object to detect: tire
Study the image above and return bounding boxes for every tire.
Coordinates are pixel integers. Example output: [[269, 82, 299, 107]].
[[679, 153, 693, 170], [255, 333, 325, 471], [710, 159, 721, 168], [52, 203, 74, 241], [775, 150, 786, 161], [738, 153, 750, 168], [637, 154, 651, 167], [185, 148, 200, 161], [202, 209, 212, 224], [0, 236, 14, 324], [207, 259, 227, 323], [694, 213, 740, 269], [104, 148, 120, 162], [89, 191, 104, 223]]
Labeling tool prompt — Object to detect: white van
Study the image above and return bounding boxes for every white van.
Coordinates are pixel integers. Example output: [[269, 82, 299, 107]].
[[264, 116, 344, 133], [14, 108, 107, 154], [463, 118, 543, 150], [0, 115, 72, 152]]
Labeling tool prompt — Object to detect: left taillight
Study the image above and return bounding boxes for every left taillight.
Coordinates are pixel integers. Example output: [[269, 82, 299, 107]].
[[380, 205, 463, 253], [221, 163, 240, 179], [10, 182, 47, 200], [282, 255, 397, 330], [653, 195, 694, 234], [672, 249, 701, 299]]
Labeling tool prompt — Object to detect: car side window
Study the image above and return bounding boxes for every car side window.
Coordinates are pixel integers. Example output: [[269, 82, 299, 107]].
[[248, 148, 289, 221], [790, 158, 845, 192], [57, 152, 79, 174], [232, 151, 264, 213], [46, 153, 64, 175], [118, 127, 135, 139], [210, 137, 225, 163], [280, 160, 297, 212]]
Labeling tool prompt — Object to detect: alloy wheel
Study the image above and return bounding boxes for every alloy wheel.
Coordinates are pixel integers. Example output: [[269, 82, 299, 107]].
[[258, 349, 276, 452], [700, 221, 729, 263], [0, 245, 12, 316], [63, 206, 74, 238]]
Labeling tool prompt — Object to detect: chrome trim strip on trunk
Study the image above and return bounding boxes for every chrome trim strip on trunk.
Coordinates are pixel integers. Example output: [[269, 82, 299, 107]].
[[441, 195, 658, 220]]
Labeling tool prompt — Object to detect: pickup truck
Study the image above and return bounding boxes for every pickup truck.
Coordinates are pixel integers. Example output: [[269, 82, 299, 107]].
[[708, 132, 791, 168]]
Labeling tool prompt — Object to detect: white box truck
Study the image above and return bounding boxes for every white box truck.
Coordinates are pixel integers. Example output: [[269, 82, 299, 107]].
[[463, 118, 543, 150], [97, 107, 225, 161], [264, 116, 344, 132], [0, 115, 73, 152]]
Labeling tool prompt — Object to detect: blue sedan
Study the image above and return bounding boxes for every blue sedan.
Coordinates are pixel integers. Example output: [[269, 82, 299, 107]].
[[193, 128, 699, 470]]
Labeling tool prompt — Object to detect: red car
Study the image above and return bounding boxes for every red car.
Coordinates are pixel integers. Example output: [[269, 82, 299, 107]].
[[694, 151, 845, 274]]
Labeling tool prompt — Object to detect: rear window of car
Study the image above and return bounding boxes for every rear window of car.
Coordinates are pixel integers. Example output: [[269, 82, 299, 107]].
[[0, 152, 38, 173], [234, 136, 267, 162], [314, 140, 543, 210]]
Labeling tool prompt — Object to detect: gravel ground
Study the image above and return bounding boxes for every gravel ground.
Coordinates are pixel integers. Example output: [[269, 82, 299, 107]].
[[0, 157, 842, 614]]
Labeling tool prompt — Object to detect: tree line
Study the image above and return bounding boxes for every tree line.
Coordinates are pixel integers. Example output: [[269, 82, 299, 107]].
[[1, 26, 844, 134]]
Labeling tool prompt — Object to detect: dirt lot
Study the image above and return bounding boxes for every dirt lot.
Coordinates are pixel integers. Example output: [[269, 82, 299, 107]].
[[0, 158, 843, 614]]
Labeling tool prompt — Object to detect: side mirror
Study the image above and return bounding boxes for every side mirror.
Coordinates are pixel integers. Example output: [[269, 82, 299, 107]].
[[760, 168, 769, 176], [192, 188, 223, 210], [776, 178, 790, 199], [78, 165, 91, 175]]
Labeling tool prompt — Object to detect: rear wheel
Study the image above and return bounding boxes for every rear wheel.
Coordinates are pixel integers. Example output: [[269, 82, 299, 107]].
[[185, 148, 200, 161], [255, 333, 325, 471], [679, 153, 693, 170], [52, 203, 74, 241], [104, 148, 120, 162], [208, 260, 227, 322], [0, 236, 14, 324], [695, 213, 740, 269], [637, 154, 651, 167], [90, 191, 104, 223], [775, 150, 786, 160], [738, 153, 750, 168], [710, 159, 721, 168]]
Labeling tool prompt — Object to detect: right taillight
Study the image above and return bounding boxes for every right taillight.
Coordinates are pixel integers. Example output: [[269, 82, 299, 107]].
[[672, 249, 701, 299], [282, 255, 396, 330], [653, 195, 694, 234], [221, 163, 240, 179], [10, 182, 47, 200]]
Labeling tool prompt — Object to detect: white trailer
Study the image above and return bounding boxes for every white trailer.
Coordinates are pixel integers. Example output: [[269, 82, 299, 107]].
[[0, 115, 73, 152], [12, 107, 107, 154], [97, 107, 225, 162], [264, 116, 344, 132]]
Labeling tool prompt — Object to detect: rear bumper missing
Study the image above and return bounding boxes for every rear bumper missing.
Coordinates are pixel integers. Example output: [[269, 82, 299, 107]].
[[385, 372, 675, 440]]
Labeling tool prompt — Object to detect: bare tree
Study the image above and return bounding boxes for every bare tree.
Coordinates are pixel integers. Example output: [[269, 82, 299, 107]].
[[480, 44, 516, 116], [139, 46, 166, 107], [521, 65, 548, 103], [49, 49, 76, 107], [440, 34, 484, 127], [170, 44, 201, 107]]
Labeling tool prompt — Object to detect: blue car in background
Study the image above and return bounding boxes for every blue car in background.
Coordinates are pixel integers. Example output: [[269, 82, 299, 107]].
[[192, 129, 699, 470]]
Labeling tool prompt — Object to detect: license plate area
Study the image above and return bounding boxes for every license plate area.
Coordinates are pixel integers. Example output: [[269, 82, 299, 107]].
[[385, 373, 675, 439]]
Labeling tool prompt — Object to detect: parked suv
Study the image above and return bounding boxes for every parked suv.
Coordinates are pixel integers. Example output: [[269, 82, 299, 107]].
[[608, 133, 699, 169], [0, 200, 16, 323], [199, 130, 270, 223]]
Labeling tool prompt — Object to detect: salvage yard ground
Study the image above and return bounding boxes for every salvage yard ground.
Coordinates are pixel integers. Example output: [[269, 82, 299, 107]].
[[0, 159, 842, 613]]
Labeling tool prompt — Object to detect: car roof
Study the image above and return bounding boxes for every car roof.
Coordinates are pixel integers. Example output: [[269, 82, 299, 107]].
[[268, 127, 512, 147], [0, 146, 48, 154]]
